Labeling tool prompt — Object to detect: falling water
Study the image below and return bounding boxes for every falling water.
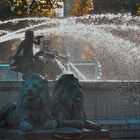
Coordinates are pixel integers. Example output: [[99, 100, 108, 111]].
[[66, 61, 86, 81], [0, 14, 140, 80]]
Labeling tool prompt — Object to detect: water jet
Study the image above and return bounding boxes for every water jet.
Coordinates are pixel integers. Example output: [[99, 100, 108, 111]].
[[0, 14, 140, 139]]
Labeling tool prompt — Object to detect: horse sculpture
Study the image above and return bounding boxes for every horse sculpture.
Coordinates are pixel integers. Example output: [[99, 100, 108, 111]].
[[10, 51, 65, 80]]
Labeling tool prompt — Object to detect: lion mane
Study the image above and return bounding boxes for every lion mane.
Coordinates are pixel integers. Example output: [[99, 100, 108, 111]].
[[51, 74, 86, 120], [8, 74, 52, 128]]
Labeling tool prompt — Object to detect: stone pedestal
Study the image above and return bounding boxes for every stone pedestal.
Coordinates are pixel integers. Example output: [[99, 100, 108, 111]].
[[0, 128, 110, 140], [1, 81, 140, 139]]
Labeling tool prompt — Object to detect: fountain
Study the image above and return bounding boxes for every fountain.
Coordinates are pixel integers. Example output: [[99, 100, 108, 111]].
[[0, 13, 140, 139], [0, 14, 140, 80]]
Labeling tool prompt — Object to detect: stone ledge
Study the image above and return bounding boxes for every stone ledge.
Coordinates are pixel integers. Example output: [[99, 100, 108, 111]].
[[94, 119, 140, 139], [0, 128, 110, 140], [0, 80, 140, 91], [94, 119, 140, 125], [94, 119, 140, 130]]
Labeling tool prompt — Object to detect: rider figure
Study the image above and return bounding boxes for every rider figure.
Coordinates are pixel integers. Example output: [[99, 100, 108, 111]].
[[15, 30, 42, 59], [12, 30, 43, 78]]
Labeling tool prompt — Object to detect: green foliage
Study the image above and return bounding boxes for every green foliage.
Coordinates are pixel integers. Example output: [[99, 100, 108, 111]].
[[11, 0, 64, 17], [71, 0, 93, 16], [0, 0, 64, 20]]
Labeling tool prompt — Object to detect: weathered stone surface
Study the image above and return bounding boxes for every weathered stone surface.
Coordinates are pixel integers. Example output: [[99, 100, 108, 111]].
[[0, 128, 110, 140], [94, 119, 140, 139], [0, 80, 140, 139], [0, 74, 51, 130], [0, 74, 109, 140], [0, 81, 140, 119], [51, 74, 85, 120], [0, 81, 140, 120]]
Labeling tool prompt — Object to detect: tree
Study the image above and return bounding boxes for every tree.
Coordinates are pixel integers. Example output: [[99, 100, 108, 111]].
[[71, 0, 93, 16], [0, 0, 14, 20], [0, 0, 64, 19], [12, 0, 64, 17]]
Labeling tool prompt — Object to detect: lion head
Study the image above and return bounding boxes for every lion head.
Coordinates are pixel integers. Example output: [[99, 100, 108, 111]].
[[21, 74, 49, 109], [10, 73, 52, 128], [51, 74, 86, 120]]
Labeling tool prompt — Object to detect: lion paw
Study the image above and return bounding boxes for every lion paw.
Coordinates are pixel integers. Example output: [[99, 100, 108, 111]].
[[20, 120, 33, 131], [44, 120, 58, 130]]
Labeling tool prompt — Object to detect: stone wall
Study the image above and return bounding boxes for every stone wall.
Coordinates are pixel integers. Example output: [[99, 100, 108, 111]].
[[0, 81, 20, 107], [82, 81, 140, 119], [0, 81, 140, 120], [0, 81, 140, 139]]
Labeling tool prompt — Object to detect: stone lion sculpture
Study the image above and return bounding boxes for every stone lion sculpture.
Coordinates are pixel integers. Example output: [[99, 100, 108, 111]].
[[0, 73, 101, 135], [44, 74, 101, 134], [0, 74, 52, 130], [50, 74, 86, 120]]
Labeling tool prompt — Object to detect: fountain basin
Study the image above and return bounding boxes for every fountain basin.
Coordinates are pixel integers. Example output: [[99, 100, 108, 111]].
[[0, 80, 140, 139], [0, 80, 139, 120]]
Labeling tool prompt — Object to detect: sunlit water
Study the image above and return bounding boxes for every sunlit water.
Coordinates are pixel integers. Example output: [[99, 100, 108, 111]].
[[66, 61, 87, 80], [0, 13, 140, 80]]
